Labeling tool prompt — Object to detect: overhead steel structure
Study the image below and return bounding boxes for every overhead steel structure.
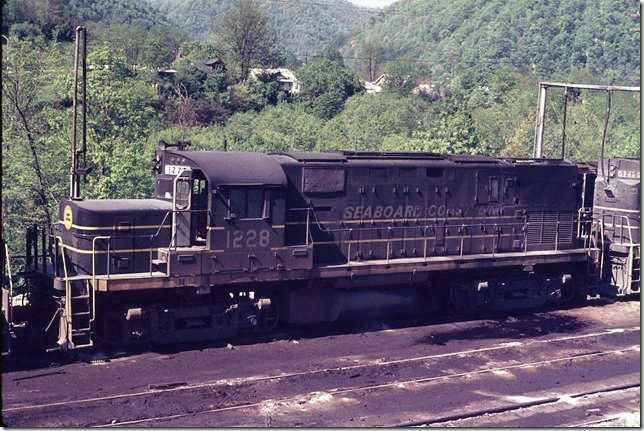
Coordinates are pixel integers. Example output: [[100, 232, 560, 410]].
[[533, 82, 640, 159]]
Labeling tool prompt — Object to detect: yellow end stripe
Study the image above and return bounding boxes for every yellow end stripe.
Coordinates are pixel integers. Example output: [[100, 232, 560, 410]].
[[58, 221, 171, 231]]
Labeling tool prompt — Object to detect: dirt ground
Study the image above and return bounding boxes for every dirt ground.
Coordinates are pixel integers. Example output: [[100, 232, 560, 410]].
[[1, 298, 640, 427]]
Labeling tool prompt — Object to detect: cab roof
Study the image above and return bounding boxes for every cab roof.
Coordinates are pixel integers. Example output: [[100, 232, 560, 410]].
[[165, 151, 287, 187]]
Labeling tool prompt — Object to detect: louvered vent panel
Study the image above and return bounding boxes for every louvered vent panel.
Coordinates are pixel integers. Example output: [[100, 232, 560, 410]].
[[526, 212, 543, 244], [542, 212, 558, 244], [557, 211, 574, 243]]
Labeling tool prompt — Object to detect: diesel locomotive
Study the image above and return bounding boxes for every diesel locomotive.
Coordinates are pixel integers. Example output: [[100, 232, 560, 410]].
[[3, 147, 640, 352]]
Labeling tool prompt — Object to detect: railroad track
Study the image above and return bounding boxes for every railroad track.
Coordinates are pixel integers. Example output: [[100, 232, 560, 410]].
[[91, 346, 640, 427], [393, 383, 641, 427], [3, 325, 640, 427], [3, 326, 638, 413]]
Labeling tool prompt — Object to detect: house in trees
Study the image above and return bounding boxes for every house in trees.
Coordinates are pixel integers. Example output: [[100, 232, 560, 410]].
[[364, 74, 385, 93], [250, 68, 300, 96], [194, 58, 227, 72]]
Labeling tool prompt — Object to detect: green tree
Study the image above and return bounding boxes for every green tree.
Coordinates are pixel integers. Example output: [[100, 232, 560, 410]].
[[2, 34, 62, 233], [296, 55, 363, 119], [140, 25, 183, 69], [214, 0, 278, 82], [225, 102, 323, 152], [383, 55, 421, 95], [320, 92, 426, 150], [359, 39, 383, 82]]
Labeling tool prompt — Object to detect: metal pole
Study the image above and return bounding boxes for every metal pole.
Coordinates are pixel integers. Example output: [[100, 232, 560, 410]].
[[538, 82, 640, 92], [70, 27, 81, 199], [41, 227, 47, 274], [561, 86, 568, 159], [33, 224, 38, 271], [26, 227, 32, 267], [533, 82, 639, 160], [600, 91, 612, 182], [534, 84, 547, 158], [81, 28, 87, 158]]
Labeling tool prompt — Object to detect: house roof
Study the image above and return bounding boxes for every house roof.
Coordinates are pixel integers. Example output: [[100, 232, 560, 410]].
[[204, 59, 224, 66], [250, 68, 297, 83]]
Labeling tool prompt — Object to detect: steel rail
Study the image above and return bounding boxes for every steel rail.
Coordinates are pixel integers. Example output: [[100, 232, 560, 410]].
[[3, 326, 639, 415], [93, 346, 640, 427], [393, 382, 641, 427]]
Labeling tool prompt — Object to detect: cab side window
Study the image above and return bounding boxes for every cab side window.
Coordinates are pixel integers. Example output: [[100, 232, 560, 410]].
[[229, 188, 269, 219]]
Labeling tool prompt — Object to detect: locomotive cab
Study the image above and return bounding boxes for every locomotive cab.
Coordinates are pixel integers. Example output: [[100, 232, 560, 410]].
[[155, 149, 297, 277]]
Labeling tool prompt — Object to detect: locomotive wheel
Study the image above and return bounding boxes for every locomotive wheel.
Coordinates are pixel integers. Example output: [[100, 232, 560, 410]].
[[449, 282, 476, 314], [96, 312, 130, 346]]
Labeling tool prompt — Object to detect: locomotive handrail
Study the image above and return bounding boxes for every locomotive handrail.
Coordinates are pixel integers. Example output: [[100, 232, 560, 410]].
[[149, 208, 212, 275], [55, 236, 71, 345], [614, 214, 636, 245], [577, 207, 593, 240], [306, 208, 311, 247], [286, 207, 315, 246], [599, 212, 606, 277], [91, 236, 110, 322], [307, 215, 587, 264]]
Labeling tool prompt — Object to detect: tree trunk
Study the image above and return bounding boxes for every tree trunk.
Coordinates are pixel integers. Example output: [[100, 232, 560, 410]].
[[14, 102, 53, 231]]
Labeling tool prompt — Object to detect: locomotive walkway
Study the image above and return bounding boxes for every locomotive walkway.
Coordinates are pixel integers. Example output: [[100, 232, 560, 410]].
[[1, 298, 640, 427]]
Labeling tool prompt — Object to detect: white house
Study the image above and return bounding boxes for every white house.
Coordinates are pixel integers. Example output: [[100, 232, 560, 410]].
[[250, 68, 300, 95]]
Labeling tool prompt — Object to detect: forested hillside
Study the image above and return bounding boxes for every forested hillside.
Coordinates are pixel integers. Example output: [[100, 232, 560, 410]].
[[2, 0, 173, 41], [149, 0, 376, 57], [342, 0, 640, 84]]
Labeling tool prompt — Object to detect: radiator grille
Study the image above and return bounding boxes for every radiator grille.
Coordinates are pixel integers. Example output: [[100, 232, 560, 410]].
[[527, 212, 543, 245], [527, 211, 574, 246]]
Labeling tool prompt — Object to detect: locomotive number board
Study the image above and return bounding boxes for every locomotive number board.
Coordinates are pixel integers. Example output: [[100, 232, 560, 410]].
[[165, 164, 190, 175]]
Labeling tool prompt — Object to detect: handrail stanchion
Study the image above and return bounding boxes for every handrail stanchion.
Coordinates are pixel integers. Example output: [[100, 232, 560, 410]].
[[423, 226, 428, 261], [149, 235, 154, 275], [56, 236, 71, 346], [599, 212, 605, 278], [386, 227, 391, 264], [555, 220, 559, 252], [305, 208, 310, 247], [523, 213, 529, 255]]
